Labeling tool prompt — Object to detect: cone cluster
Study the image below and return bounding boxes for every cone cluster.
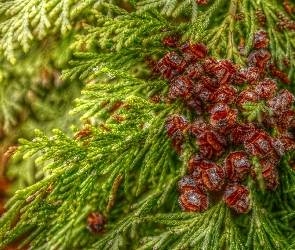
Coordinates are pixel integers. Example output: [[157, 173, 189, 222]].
[[150, 30, 295, 213]]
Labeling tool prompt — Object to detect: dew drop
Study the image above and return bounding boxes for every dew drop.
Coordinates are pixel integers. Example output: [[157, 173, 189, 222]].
[[107, 73, 116, 79], [92, 66, 99, 72], [143, 123, 150, 129]]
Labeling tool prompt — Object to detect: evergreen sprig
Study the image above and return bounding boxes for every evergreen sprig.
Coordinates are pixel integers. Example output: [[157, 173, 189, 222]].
[[0, 65, 185, 248], [0, 0, 102, 64], [242, 100, 274, 123], [1, 1, 295, 249]]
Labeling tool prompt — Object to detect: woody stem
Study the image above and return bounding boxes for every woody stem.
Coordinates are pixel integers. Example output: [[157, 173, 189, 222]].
[[227, 0, 238, 59]]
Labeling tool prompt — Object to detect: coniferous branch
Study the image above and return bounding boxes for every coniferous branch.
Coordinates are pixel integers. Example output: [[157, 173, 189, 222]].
[[139, 202, 228, 250], [245, 186, 290, 249], [247, 0, 295, 81], [2, 1, 295, 249], [90, 182, 181, 250], [0, 33, 83, 195], [63, 7, 177, 81], [0, 0, 109, 64], [136, 0, 212, 20], [0, 65, 185, 248], [242, 100, 273, 123], [0, 31, 82, 132], [244, 155, 295, 249]]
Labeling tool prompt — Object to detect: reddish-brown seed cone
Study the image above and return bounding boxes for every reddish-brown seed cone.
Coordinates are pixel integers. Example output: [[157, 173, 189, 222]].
[[164, 114, 190, 142], [246, 67, 261, 85], [233, 67, 260, 85], [279, 134, 295, 152], [237, 89, 260, 110], [212, 59, 236, 85], [248, 49, 271, 71], [234, 67, 261, 85], [262, 111, 277, 128], [87, 212, 107, 234], [188, 153, 225, 190], [223, 151, 251, 181], [209, 103, 237, 134], [196, 129, 227, 158], [186, 63, 204, 79], [213, 85, 238, 105], [178, 174, 198, 190], [230, 123, 256, 145], [186, 96, 204, 115], [180, 40, 208, 63], [269, 64, 290, 85], [266, 90, 295, 115], [194, 76, 219, 102], [256, 9, 266, 27], [188, 153, 206, 173], [202, 57, 218, 75], [233, 68, 248, 85], [255, 78, 277, 99], [197, 0, 210, 4], [253, 30, 269, 48], [157, 52, 186, 79], [277, 110, 295, 130], [269, 137, 285, 164], [169, 75, 194, 100], [179, 186, 209, 212], [264, 167, 279, 190], [223, 183, 250, 213], [162, 34, 180, 47], [244, 130, 274, 158], [190, 118, 212, 137], [251, 160, 279, 190]]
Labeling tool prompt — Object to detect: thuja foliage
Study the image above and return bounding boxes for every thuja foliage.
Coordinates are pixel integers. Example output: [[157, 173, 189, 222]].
[[0, 0, 97, 192], [1, 0, 295, 249]]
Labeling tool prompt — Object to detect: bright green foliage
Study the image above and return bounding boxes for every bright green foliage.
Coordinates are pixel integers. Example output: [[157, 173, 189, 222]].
[[0, 0, 108, 64], [0, 33, 83, 194], [1, 0, 295, 249], [242, 101, 274, 123]]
